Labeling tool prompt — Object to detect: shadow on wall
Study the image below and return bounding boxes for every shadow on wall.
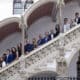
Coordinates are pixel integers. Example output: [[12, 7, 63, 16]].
[[28, 71, 58, 79]]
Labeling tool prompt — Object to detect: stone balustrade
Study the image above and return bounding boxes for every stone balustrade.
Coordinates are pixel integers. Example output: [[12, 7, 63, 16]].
[[0, 24, 80, 79]]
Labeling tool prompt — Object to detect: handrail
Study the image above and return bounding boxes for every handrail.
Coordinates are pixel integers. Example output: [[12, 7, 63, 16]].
[[0, 24, 80, 74]]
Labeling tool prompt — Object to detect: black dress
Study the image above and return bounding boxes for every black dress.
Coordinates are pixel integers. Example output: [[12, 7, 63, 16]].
[[54, 30, 60, 38]]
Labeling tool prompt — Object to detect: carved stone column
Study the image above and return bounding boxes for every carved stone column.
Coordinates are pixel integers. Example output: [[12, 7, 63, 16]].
[[57, 57, 67, 75], [20, 15, 25, 55], [58, 34, 65, 56], [56, 0, 65, 32], [51, 3, 58, 22], [57, 34, 67, 76], [19, 16, 27, 78]]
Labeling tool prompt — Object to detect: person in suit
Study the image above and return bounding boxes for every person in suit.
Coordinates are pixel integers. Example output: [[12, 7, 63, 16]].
[[54, 24, 60, 37], [44, 32, 50, 43], [74, 12, 80, 24], [32, 38, 38, 48], [17, 43, 22, 57], [6, 49, 13, 64], [37, 34, 45, 46], [0, 57, 6, 68], [70, 19, 77, 28], [2, 53, 7, 63], [63, 18, 70, 33], [24, 40, 34, 53], [49, 29, 54, 40], [11, 47, 18, 60]]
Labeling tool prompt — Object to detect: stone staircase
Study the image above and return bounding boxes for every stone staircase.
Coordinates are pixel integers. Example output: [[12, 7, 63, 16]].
[[0, 24, 80, 80]]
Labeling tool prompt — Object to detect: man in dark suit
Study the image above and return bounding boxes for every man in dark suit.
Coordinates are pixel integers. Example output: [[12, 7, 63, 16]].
[[54, 24, 60, 37], [74, 12, 80, 24], [24, 40, 34, 53], [49, 29, 54, 40], [44, 32, 51, 43], [37, 34, 45, 46], [6, 49, 14, 64]]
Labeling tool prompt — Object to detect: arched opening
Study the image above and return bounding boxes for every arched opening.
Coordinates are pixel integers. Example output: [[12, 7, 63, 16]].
[[66, 49, 80, 77], [27, 2, 56, 27], [0, 17, 21, 56], [77, 51, 80, 78], [28, 71, 58, 80], [63, 0, 80, 20], [24, 0, 80, 41], [0, 22, 20, 41], [24, 1, 58, 41]]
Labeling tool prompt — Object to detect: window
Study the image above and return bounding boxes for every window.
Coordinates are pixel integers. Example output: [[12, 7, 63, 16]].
[[13, 0, 34, 15], [13, 0, 21, 3]]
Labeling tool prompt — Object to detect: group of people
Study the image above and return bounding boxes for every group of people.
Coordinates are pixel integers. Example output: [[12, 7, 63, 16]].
[[63, 12, 80, 33], [0, 24, 60, 68], [0, 12, 80, 69], [0, 43, 22, 68], [24, 24, 60, 53]]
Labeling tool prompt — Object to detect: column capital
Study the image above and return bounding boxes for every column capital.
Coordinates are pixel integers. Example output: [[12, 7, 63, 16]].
[[19, 15, 27, 29], [57, 0, 65, 6]]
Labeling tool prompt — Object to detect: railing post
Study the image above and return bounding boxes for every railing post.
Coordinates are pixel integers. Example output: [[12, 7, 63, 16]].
[[21, 16, 25, 55], [18, 16, 27, 79], [57, 0, 65, 32], [57, 34, 67, 76]]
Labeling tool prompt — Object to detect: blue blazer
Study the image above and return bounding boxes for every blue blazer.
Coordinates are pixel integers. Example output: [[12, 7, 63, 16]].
[[37, 38, 45, 46], [6, 54, 14, 64], [24, 44, 34, 52], [43, 36, 50, 43]]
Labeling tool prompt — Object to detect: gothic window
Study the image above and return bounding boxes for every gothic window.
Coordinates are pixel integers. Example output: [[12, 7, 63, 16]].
[[13, 0, 34, 14], [24, 0, 34, 11], [13, 0, 23, 14]]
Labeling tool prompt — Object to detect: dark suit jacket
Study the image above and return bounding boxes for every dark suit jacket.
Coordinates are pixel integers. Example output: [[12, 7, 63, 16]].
[[75, 17, 80, 24], [49, 33, 54, 40], [24, 43, 34, 52], [54, 31, 60, 38], [37, 38, 45, 46], [78, 17, 80, 24], [6, 54, 13, 64], [43, 36, 50, 43]]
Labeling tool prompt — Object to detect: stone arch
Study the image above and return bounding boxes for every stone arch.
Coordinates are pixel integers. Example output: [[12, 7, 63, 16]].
[[24, 0, 57, 27], [66, 49, 80, 77], [0, 17, 21, 41]]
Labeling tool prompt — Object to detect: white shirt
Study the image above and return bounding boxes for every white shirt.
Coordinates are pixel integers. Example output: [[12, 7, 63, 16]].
[[63, 24, 70, 33], [75, 18, 78, 23], [51, 34, 54, 39], [2, 61, 6, 68]]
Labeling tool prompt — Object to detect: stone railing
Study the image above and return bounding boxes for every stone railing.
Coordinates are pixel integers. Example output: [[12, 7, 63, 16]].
[[0, 24, 80, 79]]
